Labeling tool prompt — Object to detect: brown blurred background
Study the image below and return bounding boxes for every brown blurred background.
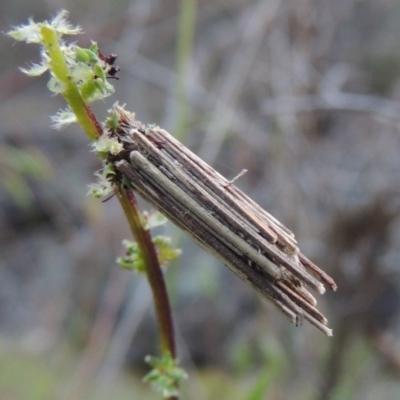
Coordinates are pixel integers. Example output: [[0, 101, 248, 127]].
[[2, 1, 400, 399]]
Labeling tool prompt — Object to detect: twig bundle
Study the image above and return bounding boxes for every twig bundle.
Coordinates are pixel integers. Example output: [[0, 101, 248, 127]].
[[106, 107, 337, 336]]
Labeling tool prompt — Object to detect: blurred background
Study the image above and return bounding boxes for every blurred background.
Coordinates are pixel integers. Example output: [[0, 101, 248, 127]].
[[2, 0, 400, 399]]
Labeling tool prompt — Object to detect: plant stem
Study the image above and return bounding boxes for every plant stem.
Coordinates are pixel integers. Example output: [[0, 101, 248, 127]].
[[41, 24, 178, 392], [40, 26, 102, 140], [117, 188, 176, 358]]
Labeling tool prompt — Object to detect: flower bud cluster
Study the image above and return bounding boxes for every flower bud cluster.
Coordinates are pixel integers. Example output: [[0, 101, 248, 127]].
[[7, 10, 116, 130]]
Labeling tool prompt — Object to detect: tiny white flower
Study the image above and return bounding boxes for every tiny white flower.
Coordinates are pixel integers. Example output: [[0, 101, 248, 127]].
[[7, 18, 42, 43], [145, 212, 169, 230], [47, 76, 67, 94], [60, 41, 78, 66], [20, 62, 48, 76], [94, 137, 123, 155], [87, 172, 114, 198], [7, 10, 81, 45], [71, 63, 94, 83], [20, 48, 52, 76], [50, 108, 77, 130], [50, 10, 82, 36]]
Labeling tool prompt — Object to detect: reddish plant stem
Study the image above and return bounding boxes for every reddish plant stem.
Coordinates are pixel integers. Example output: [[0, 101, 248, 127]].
[[81, 104, 178, 397], [117, 187, 176, 358], [85, 104, 177, 366], [84, 104, 103, 138]]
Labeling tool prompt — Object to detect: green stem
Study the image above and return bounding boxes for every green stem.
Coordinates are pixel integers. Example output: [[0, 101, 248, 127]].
[[118, 188, 176, 358], [174, 0, 197, 141], [40, 26, 102, 141]]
